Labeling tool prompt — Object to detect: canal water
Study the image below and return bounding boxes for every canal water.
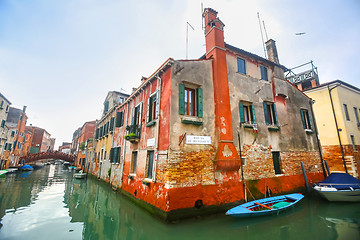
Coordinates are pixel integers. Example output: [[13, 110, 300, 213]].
[[0, 165, 359, 240]]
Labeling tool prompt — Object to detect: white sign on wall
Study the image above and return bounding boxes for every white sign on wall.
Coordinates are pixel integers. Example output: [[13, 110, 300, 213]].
[[147, 138, 155, 147], [186, 135, 211, 145]]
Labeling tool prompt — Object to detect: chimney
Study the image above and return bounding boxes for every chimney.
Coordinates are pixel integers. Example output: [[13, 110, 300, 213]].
[[265, 39, 280, 64], [22, 105, 27, 113], [203, 8, 225, 56], [141, 76, 147, 83], [202, 8, 240, 171]]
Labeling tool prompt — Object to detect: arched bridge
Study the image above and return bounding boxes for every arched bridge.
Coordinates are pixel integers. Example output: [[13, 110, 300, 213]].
[[20, 151, 76, 164]]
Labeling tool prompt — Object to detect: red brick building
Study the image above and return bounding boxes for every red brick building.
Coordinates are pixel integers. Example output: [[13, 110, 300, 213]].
[[88, 8, 325, 220], [75, 121, 96, 167]]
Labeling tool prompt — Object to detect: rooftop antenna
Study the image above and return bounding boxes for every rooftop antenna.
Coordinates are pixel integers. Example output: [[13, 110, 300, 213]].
[[201, 3, 204, 30], [186, 21, 195, 59], [262, 20, 269, 41], [257, 12, 267, 58]]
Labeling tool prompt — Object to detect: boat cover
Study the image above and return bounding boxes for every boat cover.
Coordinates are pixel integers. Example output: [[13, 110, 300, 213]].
[[21, 164, 33, 169], [318, 173, 360, 190]]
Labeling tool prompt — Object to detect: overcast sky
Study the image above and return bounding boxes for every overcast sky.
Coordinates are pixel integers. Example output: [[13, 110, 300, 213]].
[[1, 0, 359, 148]]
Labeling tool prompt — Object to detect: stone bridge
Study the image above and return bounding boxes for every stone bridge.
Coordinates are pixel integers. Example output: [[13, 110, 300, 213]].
[[20, 152, 76, 164]]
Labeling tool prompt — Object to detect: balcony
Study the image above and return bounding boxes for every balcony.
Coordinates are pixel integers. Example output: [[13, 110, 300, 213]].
[[125, 125, 141, 143]]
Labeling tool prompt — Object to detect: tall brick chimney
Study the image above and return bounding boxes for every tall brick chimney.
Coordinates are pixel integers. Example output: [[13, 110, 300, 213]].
[[265, 39, 279, 64], [203, 8, 240, 171]]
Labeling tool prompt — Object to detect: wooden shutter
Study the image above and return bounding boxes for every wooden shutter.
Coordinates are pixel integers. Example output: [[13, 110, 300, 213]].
[[110, 117, 114, 131], [179, 83, 185, 115], [146, 97, 150, 122], [138, 102, 143, 126], [263, 102, 270, 125], [239, 102, 245, 123], [155, 90, 160, 119], [110, 148, 114, 163], [251, 105, 256, 124], [273, 104, 278, 125], [307, 111, 313, 129], [197, 88, 203, 117], [300, 110, 306, 129], [237, 58, 245, 74], [115, 111, 121, 127]]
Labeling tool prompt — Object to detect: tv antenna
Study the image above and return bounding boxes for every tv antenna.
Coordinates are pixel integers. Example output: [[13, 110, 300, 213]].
[[186, 21, 195, 59], [257, 12, 267, 58]]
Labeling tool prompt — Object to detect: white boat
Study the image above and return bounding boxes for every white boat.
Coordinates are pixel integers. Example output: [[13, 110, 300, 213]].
[[6, 168, 18, 173], [313, 173, 360, 202], [74, 170, 87, 179]]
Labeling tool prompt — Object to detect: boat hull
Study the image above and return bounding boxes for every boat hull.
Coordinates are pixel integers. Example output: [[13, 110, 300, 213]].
[[314, 187, 360, 202], [226, 193, 304, 218], [74, 173, 87, 179]]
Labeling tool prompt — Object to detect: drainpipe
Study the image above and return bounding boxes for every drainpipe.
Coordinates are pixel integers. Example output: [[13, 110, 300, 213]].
[[119, 102, 130, 188], [328, 84, 348, 173], [309, 99, 327, 177], [153, 74, 162, 182]]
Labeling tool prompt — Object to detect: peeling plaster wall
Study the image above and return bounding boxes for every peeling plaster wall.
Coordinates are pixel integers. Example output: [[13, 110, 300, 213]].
[[226, 50, 322, 181]]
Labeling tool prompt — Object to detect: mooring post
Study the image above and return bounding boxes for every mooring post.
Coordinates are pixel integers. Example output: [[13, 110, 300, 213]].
[[324, 160, 330, 176], [301, 162, 310, 193]]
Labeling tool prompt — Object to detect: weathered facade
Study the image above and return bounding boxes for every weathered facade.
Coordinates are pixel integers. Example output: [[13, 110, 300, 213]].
[[304, 80, 360, 177], [0, 92, 11, 169], [75, 121, 96, 167], [85, 8, 324, 220]]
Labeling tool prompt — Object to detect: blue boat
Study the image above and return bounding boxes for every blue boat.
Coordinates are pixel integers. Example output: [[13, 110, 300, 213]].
[[20, 164, 34, 171], [226, 193, 304, 217]]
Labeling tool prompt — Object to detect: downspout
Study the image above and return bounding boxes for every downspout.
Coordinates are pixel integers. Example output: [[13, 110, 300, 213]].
[[153, 74, 162, 182], [119, 102, 130, 188], [309, 99, 327, 177], [328, 84, 348, 173]]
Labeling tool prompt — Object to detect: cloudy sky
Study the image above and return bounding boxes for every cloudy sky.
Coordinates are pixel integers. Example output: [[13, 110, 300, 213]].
[[1, 0, 359, 148]]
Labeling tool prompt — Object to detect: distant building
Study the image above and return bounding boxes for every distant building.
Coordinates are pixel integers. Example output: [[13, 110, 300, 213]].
[[75, 121, 96, 167], [50, 138, 56, 151], [304, 80, 360, 177], [59, 142, 71, 154], [4, 106, 28, 167], [0, 92, 11, 169], [27, 126, 52, 153]]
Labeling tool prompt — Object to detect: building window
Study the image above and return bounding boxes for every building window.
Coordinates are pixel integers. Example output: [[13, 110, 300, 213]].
[[11, 131, 15, 137], [237, 57, 246, 74], [104, 101, 109, 114], [115, 111, 124, 127], [239, 102, 256, 124], [260, 65, 268, 81], [179, 83, 203, 117], [300, 109, 312, 130], [145, 150, 154, 179], [109, 117, 115, 132], [131, 103, 142, 126], [6, 105, 9, 112], [344, 104, 350, 121], [0, 100, 3, 109], [130, 151, 137, 174], [1, 120, 5, 128], [354, 107, 360, 127], [263, 102, 278, 125], [350, 135, 356, 151], [272, 151, 281, 175], [110, 147, 121, 163], [147, 92, 158, 122]]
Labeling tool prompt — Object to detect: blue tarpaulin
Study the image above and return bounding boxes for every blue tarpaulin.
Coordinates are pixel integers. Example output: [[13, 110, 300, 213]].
[[319, 173, 360, 190], [21, 164, 33, 170]]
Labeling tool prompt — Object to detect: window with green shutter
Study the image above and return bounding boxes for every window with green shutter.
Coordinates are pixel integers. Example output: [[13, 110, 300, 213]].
[[239, 103, 256, 124], [115, 111, 124, 127], [237, 57, 246, 74], [300, 109, 312, 130], [179, 83, 203, 118], [1, 120, 5, 128], [263, 102, 278, 125], [260, 65, 268, 81]]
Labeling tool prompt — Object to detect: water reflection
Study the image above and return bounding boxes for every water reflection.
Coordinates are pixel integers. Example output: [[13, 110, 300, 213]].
[[0, 165, 359, 240]]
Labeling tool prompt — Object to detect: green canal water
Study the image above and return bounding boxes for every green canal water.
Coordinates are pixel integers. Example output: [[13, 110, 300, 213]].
[[0, 164, 359, 240]]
